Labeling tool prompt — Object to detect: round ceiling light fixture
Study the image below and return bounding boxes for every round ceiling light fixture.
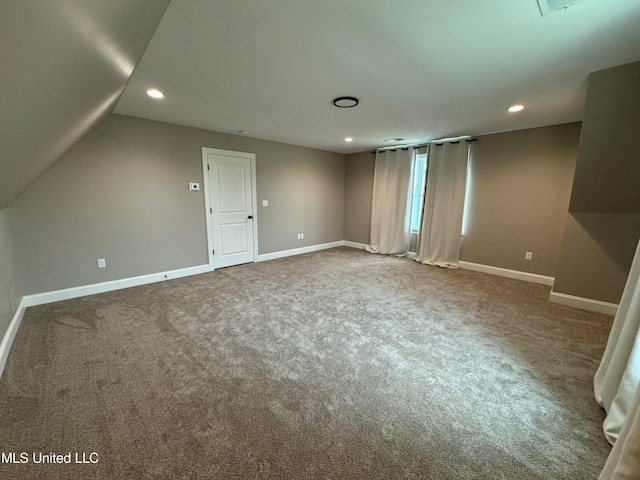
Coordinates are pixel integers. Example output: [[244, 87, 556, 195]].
[[146, 88, 165, 99], [333, 96, 359, 108], [344, 137, 354, 142], [507, 104, 525, 113]]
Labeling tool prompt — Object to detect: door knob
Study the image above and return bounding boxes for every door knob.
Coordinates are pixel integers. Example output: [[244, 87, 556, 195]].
[[247, 215, 253, 219]]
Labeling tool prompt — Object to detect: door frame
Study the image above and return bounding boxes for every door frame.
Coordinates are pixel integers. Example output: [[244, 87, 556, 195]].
[[201, 147, 258, 271]]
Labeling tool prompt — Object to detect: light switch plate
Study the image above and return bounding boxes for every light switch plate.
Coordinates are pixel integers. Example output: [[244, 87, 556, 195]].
[[262, 200, 269, 207]]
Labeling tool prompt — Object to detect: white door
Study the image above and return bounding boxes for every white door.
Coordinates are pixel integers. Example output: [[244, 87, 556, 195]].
[[202, 148, 257, 269]]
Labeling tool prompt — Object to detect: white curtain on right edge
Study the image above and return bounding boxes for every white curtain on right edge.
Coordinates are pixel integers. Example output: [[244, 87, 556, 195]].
[[415, 141, 469, 268], [597, 238, 640, 479]]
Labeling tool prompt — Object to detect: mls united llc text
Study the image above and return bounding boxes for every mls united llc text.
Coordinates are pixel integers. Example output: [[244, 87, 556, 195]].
[[1, 452, 99, 464]]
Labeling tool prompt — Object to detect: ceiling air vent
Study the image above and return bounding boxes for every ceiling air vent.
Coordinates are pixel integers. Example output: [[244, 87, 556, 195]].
[[537, 0, 587, 16]]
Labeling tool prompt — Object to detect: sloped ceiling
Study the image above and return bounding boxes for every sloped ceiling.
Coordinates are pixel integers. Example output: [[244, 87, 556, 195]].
[[114, 0, 640, 154], [0, 0, 170, 208]]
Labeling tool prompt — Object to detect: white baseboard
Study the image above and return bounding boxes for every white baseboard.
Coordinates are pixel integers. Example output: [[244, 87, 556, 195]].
[[1, 247, 617, 381], [20, 240, 385, 310], [548, 291, 618, 316], [342, 241, 367, 250], [23, 264, 210, 307], [459, 261, 555, 286], [0, 297, 27, 379], [1, 265, 209, 379], [256, 241, 344, 262]]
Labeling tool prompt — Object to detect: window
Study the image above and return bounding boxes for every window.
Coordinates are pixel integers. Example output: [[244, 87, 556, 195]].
[[410, 153, 427, 233]]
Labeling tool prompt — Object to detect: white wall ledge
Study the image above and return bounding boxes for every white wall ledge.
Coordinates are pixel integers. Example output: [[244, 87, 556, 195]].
[[458, 261, 555, 286], [549, 290, 618, 316]]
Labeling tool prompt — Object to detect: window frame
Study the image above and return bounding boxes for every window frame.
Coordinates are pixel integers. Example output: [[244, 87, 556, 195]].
[[409, 152, 428, 234]]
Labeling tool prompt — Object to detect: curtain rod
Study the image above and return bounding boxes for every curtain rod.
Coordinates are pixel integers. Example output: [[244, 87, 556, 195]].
[[371, 138, 477, 153]]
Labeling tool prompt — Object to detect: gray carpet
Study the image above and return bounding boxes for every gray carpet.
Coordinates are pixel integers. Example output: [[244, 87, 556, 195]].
[[0, 247, 612, 479]]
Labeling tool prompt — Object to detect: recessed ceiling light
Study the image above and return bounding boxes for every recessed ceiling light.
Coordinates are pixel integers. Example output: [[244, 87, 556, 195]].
[[344, 137, 354, 142], [146, 88, 164, 99], [507, 104, 525, 113], [333, 96, 359, 108]]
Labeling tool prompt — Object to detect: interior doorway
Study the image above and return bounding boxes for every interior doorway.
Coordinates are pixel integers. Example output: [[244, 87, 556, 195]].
[[202, 148, 258, 270]]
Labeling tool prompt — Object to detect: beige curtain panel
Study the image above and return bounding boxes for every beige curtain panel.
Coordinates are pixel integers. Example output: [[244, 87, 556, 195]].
[[415, 142, 469, 268], [365, 149, 413, 256], [597, 239, 640, 479]]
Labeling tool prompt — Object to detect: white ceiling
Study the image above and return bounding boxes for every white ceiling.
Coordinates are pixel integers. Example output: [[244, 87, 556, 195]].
[[114, 0, 640, 154]]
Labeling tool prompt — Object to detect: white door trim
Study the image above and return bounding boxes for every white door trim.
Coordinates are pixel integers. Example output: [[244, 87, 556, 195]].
[[202, 147, 258, 271]]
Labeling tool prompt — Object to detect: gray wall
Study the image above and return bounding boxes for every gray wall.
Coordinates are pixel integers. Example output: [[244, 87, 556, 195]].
[[553, 61, 640, 304], [461, 123, 581, 276], [10, 114, 345, 295], [343, 151, 374, 245], [0, 209, 18, 340], [554, 213, 640, 303], [343, 124, 581, 277], [568, 62, 640, 215]]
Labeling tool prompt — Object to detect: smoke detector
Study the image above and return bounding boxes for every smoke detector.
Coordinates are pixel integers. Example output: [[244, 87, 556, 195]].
[[537, 0, 587, 16]]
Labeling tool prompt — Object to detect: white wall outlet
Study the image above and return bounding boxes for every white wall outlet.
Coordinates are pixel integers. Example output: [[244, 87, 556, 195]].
[[262, 200, 269, 207], [189, 183, 200, 191], [97, 258, 106, 268], [525, 252, 533, 260]]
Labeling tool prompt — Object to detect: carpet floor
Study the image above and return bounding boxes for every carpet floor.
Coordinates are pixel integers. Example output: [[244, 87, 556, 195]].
[[0, 247, 613, 479]]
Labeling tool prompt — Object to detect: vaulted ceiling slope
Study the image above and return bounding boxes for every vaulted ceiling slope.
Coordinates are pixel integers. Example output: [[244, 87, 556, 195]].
[[0, 0, 170, 208], [114, 0, 640, 154]]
